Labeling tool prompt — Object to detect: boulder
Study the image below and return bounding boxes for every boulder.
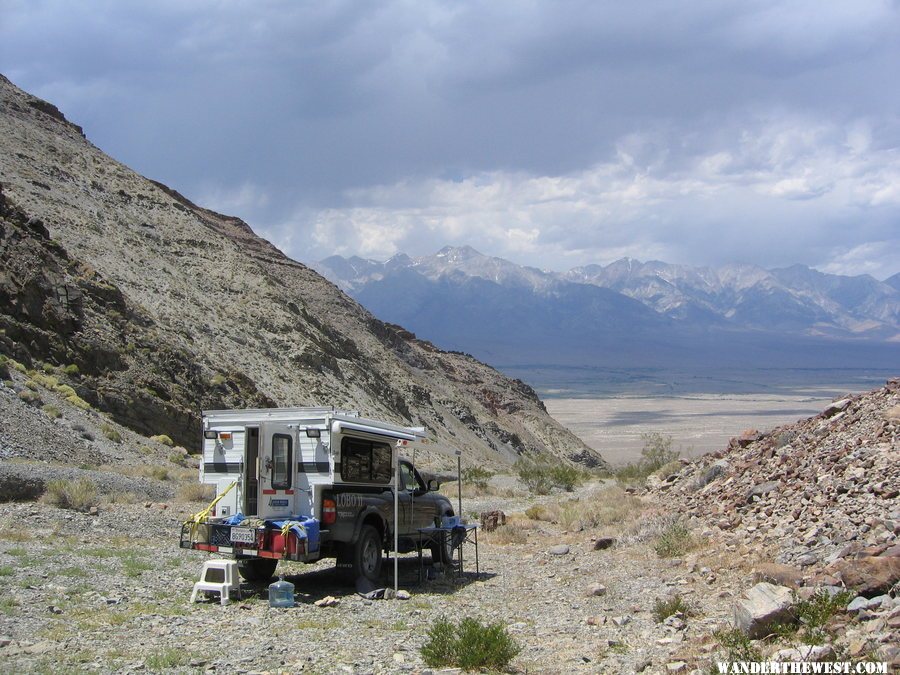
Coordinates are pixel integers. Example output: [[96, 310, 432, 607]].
[[548, 544, 570, 556], [771, 645, 834, 662], [479, 510, 506, 532], [593, 537, 616, 551], [827, 556, 900, 596], [733, 583, 795, 639]]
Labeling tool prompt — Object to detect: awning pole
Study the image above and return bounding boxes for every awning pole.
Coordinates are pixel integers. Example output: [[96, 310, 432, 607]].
[[393, 446, 399, 593], [457, 455, 462, 520]]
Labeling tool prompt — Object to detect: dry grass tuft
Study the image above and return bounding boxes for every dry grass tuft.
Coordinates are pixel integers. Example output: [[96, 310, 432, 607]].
[[176, 482, 215, 503], [523, 487, 644, 531], [42, 478, 98, 512]]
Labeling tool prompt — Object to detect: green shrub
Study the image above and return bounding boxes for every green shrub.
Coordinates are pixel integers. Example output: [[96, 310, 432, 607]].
[[713, 628, 761, 664], [616, 432, 679, 484], [24, 379, 38, 390], [653, 521, 695, 558], [41, 362, 55, 374], [168, 451, 186, 466], [139, 445, 153, 456], [63, 364, 80, 376], [144, 647, 188, 670], [0, 356, 8, 380], [209, 373, 226, 386], [42, 404, 62, 419], [42, 478, 98, 512], [9, 359, 26, 373], [66, 393, 92, 410], [653, 594, 697, 622], [772, 589, 855, 645], [55, 384, 77, 397], [421, 617, 520, 671], [461, 466, 494, 490], [150, 434, 174, 446], [515, 457, 587, 494], [101, 423, 122, 443]]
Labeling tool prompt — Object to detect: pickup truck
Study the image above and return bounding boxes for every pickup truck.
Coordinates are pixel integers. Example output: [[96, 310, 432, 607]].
[[180, 407, 456, 583]]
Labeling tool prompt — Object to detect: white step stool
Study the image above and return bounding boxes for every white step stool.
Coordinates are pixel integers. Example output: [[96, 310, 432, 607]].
[[190, 560, 241, 605]]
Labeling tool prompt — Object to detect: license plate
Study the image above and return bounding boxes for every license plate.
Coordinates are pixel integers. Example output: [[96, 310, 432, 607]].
[[229, 527, 256, 544]]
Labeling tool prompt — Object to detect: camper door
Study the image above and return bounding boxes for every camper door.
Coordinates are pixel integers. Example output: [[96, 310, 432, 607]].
[[257, 423, 296, 519]]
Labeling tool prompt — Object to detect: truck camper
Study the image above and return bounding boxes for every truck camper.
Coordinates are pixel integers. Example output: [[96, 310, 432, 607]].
[[180, 407, 456, 583]]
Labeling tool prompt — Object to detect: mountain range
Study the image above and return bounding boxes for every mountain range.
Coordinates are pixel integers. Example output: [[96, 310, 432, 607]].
[[314, 247, 900, 371], [0, 74, 603, 469]]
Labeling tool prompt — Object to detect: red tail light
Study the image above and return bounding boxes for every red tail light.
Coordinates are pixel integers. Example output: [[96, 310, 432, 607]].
[[322, 498, 336, 525]]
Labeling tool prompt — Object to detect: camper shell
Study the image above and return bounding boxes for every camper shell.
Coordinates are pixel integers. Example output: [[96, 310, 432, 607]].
[[180, 407, 455, 582]]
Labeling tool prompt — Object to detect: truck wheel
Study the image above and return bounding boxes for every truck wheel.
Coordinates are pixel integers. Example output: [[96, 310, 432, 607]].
[[353, 525, 383, 583], [430, 531, 455, 564], [237, 558, 278, 582]]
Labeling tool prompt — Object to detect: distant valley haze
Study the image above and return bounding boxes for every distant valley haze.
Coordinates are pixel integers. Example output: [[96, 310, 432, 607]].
[[316, 246, 899, 395]]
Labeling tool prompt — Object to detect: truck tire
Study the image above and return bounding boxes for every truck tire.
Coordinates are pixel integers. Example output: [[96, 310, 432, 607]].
[[352, 525, 383, 583], [430, 530, 455, 564], [237, 557, 278, 582]]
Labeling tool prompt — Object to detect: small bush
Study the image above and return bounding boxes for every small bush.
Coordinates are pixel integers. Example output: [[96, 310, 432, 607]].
[[713, 628, 762, 664], [66, 394, 91, 410], [461, 466, 494, 490], [144, 647, 188, 670], [41, 362, 54, 374], [63, 364, 80, 376], [515, 457, 587, 494], [9, 359, 27, 374], [176, 482, 215, 503], [139, 445, 153, 456], [24, 380, 39, 391], [487, 523, 528, 545], [42, 478, 98, 512], [209, 373, 226, 386], [774, 589, 855, 645], [32, 372, 59, 389], [100, 423, 122, 443], [421, 617, 520, 671], [42, 404, 62, 419], [55, 384, 77, 397], [525, 504, 551, 521], [616, 432, 679, 484], [17, 389, 41, 404], [150, 434, 174, 446], [653, 594, 697, 622], [654, 521, 695, 558]]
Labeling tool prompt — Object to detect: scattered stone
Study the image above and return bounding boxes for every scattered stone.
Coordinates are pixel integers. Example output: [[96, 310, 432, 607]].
[[548, 544, 570, 556], [771, 645, 835, 662], [313, 596, 339, 608], [611, 616, 630, 627], [587, 583, 607, 597], [666, 661, 687, 672], [396, 590, 411, 600]]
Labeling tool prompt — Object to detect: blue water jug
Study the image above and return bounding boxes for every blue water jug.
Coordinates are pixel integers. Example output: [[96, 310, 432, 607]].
[[268, 575, 295, 608]]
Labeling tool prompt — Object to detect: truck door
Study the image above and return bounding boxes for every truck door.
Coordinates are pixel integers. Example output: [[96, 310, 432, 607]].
[[258, 423, 296, 519], [399, 461, 435, 531]]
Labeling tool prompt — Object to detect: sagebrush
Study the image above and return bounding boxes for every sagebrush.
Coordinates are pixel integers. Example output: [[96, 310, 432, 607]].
[[421, 616, 520, 671]]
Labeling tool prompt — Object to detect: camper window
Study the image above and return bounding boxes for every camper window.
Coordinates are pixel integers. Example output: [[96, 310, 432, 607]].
[[341, 437, 392, 483], [272, 433, 292, 490]]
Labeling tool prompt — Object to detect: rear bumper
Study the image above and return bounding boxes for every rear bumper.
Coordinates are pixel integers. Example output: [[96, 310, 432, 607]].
[[180, 522, 315, 562]]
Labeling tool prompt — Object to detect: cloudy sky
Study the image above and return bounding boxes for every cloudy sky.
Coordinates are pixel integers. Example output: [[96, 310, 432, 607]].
[[2, 0, 899, 278]]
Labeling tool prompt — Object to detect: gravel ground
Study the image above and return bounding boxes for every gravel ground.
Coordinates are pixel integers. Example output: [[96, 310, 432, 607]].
[[0, 485, 752, 674]]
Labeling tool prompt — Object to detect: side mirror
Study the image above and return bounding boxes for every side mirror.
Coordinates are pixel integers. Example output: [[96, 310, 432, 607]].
[[427, 479, 440, 492]]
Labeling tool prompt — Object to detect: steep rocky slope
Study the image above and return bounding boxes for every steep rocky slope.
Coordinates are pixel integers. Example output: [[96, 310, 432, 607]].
[[649, 379, 899, 587], [0, 74, 603, 469]]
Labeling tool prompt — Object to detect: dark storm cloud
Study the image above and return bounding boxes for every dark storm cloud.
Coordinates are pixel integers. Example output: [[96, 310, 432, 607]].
[[1, 0, 898, 277]]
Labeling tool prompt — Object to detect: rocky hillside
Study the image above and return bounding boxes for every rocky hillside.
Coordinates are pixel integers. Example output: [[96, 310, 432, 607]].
[[0, 74, 603, 469], [649, 378, 899, 590]]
